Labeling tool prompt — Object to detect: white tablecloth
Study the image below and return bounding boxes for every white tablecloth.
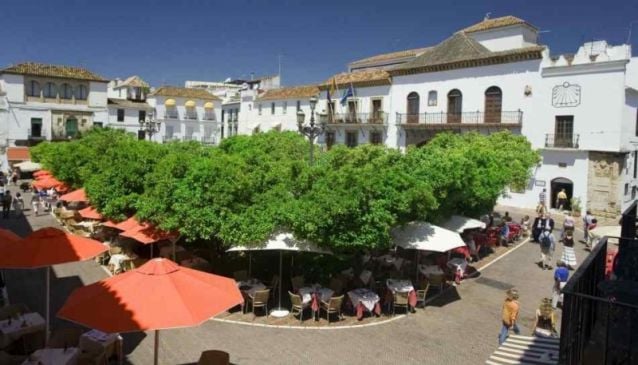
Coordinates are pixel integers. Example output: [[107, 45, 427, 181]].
[[22, 347, 79, 365], [386, 279, 414, 293], [0, 313, 45, 348], [447, 258, 468, 273], [347, 289, 380, 312], [108, 254, 132, 273], [79, 330, 120, 357], [298, 287, 334, 305], [237, 280, 266, 298]]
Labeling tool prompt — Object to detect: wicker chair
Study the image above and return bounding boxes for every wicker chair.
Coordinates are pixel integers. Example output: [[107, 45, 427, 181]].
[[393, 291, 410, 315], [47, 327, 84, 348], [416, 282, 431, 308], [290, 276, 304, 293], [288, 291, 305, 323], [233, 270, 249, 282], [248, 289, 270, 318], [320, 295, 344, 324], [428, 274, 446, 293], [197, 350, 230, 365]]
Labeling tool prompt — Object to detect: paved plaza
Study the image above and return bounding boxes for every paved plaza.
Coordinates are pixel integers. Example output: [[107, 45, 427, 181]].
[[1, 189, 589, 364]]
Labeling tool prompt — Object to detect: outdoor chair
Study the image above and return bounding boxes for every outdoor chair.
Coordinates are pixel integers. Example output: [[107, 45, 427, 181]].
[[416, 282, 431, 308], [197, 350, 230, 365], [288, 291, 305, 323], [248, 289, 270, 319], [393, 291, 410, 315], [320, 295, 344, 324], [0, 303, 29, 321], [291, 275, 304, 293], [428, 274, 446, 293], [233, 270, 249, 282], [76, 350, 108, 365], [47, 327, 84, 348], [329, 277, 343, 295]]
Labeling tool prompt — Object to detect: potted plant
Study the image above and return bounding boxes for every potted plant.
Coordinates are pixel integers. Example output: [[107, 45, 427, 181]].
[[571, 197, 582, 217]]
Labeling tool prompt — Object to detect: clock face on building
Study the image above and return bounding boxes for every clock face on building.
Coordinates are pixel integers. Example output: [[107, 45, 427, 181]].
[[552, 82, 581, 108]]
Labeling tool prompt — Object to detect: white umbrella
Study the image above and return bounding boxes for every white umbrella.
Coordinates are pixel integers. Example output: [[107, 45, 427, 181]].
[[392, 222, 467, 284], [441, 215, 486, 233], [13, 161, 42, 172], [227, 232, 331, 317]]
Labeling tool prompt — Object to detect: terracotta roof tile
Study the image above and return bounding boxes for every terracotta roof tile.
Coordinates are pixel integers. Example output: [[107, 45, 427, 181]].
[[320, 69, 391, 90], [0, 62, 107, 82], [149, 86, 220, 101], [257, 85, 319, 101], [350, 47, 432, 66], [115, 75, 149, 88], [462, 15, 536, 33]]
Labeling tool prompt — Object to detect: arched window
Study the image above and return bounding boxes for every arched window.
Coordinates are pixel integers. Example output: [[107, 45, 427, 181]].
[[60, 83, 73, 99], [427, 90, 437, 106], [447, 89, 462, 123], [43, 82, 57, 98], [27, 81, 41, 97], [75, 85, 88, 100], [406, 92, 420, 124], [484, 86, 502, 123]]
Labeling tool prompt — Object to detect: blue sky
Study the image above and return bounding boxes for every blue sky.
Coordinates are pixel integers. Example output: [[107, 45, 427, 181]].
[[3, 0, 638, 87]]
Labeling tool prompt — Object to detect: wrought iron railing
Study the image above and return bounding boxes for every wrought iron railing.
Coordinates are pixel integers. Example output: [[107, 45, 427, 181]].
[[203, 113, 216, 121], [184, 113, 198, 120], [182, 135, 196, 141], [545, 134, 580, 148], [164, 111, 179, 119], [559, 236, 638, 364], [201, 136, 216, 145], [396, 110, 523, 126], [28, 128, 45, 139], [327, 112, 387, 125]]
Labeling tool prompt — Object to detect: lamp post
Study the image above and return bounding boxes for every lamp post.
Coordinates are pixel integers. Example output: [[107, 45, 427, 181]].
[[297, 96, 327, 165], [139, 112, 161, 141]]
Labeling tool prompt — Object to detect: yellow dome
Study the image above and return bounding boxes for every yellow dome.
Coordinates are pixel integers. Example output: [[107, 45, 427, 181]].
[[164, 98, 176, 107], [185, 100, 196, 108], [204, 101, 214, 109]]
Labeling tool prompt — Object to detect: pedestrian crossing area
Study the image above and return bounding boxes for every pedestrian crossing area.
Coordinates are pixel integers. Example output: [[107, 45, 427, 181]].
[[486, 335, 560, 364]]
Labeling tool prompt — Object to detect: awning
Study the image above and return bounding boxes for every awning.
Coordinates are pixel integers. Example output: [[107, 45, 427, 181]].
[[391, 222, 465, 252], [59, 188, 88, 203], [227, 232, 331, 254], [441, 215, 486, 233], [7, 147, 30, 161], [204, 102, 214, 109], [120, 224, 178, 245], [164, 99, 176, 107], [79, 206, 102, 220], [102, 216, 142, 231], [486, 335, 559, 364], [185, 100, 196, 108], [13, 161, 42, 172]]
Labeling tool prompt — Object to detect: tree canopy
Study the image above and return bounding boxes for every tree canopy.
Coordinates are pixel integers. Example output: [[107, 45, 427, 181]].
[[31, 128, 539, 252]]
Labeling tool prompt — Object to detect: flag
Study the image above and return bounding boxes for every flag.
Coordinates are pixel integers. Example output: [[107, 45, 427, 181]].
[[340, 84, 353, 106], [327, 77, 338, 117]]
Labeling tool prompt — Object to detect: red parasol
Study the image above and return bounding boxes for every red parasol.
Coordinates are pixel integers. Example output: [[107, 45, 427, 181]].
[[58, 259, 243, 365], [78, 206, 103, 220], [59, 188, 88, 203]]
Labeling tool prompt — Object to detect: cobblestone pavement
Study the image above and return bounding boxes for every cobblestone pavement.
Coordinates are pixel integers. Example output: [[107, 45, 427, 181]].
[[1, 189, 589, 365]]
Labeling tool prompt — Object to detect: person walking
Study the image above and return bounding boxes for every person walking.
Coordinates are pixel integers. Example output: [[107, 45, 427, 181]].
[[556, 189, 568, 211], [583, 210, 594, 242], [560, 231, 577, 269], [498, 288, 521, 345], [2, 191, 12, 219], [31, 191, 39, 216], [533, 298, 559, 338], [539, 188, 547, 211], [532, 213, 554, 242], [499, 221, 510, 247], [12, 192, 23, 217], [562, 212, 575, 240], [552, 264, 569, 309], [538, 229, 555, 270]]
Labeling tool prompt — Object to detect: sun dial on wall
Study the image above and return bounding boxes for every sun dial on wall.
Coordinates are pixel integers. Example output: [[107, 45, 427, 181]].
[[552, 82, 581, 108]]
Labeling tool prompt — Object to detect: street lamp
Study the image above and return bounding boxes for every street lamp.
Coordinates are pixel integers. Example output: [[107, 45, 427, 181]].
[[139, 112, 161, 141], [297, 96, 327, 165]]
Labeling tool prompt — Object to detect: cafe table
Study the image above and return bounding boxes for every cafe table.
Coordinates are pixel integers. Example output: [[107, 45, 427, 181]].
[[237, 279, 266, 313], [386, 279, 418, 308], [347, 288, 381, 320], [298, 286, 334, 319], [0, 312, 45, 349], [79, 329, 123, 364], [22, 347, 79, 365]]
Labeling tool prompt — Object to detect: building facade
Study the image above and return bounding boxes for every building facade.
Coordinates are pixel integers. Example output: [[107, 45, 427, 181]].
[[0, 62, 109, 171], [107, 76, 152, 137]]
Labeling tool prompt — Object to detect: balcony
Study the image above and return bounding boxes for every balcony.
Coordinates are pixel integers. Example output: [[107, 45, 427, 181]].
[[201, 136, 216, 145], [396, 110, 523, 129], [327, 112, 387, 125], [202, 113, 216, 121], [51, 131, 80, 141], [28, 128, 46, 140], [184, 113, 198, 121], [164, 112, 179, 120], [559, 203, 638, 364], [545, 134, 580, 149], [182, 135, 197, 142]]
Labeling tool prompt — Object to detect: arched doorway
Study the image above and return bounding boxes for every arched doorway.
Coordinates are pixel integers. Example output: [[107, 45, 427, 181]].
[[407, 92, 419, 124], [551, 177, 573, 210], [447, 89, 462, 123], [484, 86, 502, 123]]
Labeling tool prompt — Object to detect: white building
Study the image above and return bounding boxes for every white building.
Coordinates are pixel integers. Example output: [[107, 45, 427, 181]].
[[107, 76, 152, 138], [0, 62, 109, 171], [147, 86, 222, 144]]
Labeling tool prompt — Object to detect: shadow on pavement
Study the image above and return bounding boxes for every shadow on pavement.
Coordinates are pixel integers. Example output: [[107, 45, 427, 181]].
[[427, 286, 462, 307]]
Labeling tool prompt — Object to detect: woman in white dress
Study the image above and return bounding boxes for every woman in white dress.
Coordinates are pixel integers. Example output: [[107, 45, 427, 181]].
[[560, 231, 577, 269]]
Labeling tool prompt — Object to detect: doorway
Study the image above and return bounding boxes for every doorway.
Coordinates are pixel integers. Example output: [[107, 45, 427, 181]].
[[65, 118, 78, 138], [551, 177, 573, 210]]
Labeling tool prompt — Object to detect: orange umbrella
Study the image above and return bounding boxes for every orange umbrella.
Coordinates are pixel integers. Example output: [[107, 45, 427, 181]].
[[102, 216, 141, 231], [0, 227, 107, 341], [79, 206, 103, 220], [120, 224, 178, 245], [32, 177, 65, 190], [58, 258, 243, 365], [59, 188, 88, 203], [33, 170, 52, 177]]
